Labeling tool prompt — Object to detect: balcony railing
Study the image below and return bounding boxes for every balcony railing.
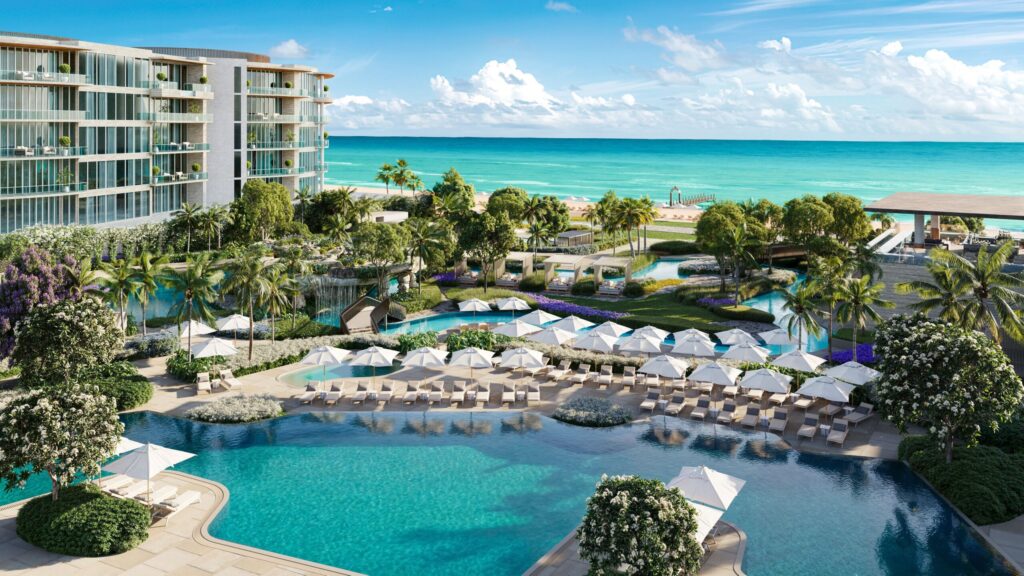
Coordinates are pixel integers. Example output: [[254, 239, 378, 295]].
[[314, 164, 326, 172], [144, 112, 212, 122], [152, 172, 208, 184], [0, 110, 86, 121], [153, 143, 211, 153], [246, 113, 323, 123], [0, 182, 86, 195], [0, 146, 86, 158], [318, 138, 330, 148], [245, 140, 303, 150], [248, 167, 298, 177], [248, 86, 315, 97], [0, 70, 88, 84]]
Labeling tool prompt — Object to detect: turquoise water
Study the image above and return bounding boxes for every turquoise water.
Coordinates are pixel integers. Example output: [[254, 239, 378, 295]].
[[325, 137, 1024, 231], [742, 274, 828, 353], [4, 412, 1007, 576], [281, 361, 401, 387], [381, 310, 525, 334]]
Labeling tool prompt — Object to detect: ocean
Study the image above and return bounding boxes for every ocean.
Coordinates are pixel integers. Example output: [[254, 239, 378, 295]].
[[323, 137, 1024, 230]]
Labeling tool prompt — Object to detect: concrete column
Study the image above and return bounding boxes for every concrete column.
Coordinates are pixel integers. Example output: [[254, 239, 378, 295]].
[[573, 266, 582, 284], [931, 214, 941, 240], [544, 263, 555, 285], [595, 265, 604, 284], [914, 213, 926, 245]]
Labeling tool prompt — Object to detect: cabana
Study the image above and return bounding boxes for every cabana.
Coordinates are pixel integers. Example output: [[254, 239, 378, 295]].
[[542, 253, 587, 292], [555, 230, 593, 248], [591, 255, 632, 295], [495, 251, 535, 288], [866, 192, 1024, 247]]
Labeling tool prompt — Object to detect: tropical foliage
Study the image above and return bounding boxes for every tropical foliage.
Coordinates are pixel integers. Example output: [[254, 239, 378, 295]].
[[0, 247, 78, 359]]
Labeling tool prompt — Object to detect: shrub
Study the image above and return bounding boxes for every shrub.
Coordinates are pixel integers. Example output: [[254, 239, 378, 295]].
[[711, 305, 774, 323], [91, 377, 152, 411], [393, 284, 444, 314], [531, 293, 628, 321], [16, 485, 149, 556], [639, 278, 684, 295], [191, 162, 201, 173], [186, 394, 283, 423], [166, 349, 218, 382], [623, 281, 645, 298], [58, 63, 71, 74], [518, 272, 547, 292], [981, 415, 1024, 455], [828, 344, 876, 364], [432, 271, 458, 287], [570, 279, 596, 296], [199, 75, 208, 84], [553, 398, 631, 427], [446, 330, 511, 351], [696, 296, 736, 308], [649, 240, 701, 255], [123, 331, 179, 359], [397, 331, 439, 353]]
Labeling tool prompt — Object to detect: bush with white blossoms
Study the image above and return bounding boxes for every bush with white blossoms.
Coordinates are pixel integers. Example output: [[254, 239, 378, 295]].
[[2, 224, 170, 263], [218, 333, 399, 375], [553, 398, 632, 427], [186, 394, 283, 423], [577, 475, 703, 576], [874, 314, 1023, 463]]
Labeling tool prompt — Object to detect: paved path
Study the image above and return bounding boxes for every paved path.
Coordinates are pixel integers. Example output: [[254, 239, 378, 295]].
[[980, 514, 1024, 573]]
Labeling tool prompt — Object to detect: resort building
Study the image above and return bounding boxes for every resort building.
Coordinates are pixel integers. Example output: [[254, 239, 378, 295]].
[[0, 31, 331, 233]]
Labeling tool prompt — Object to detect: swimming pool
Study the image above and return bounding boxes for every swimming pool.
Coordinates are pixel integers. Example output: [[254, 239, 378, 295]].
[[4, 412, 1006, 576], [742, 274, 829, 353], [381, 310, 525, 334], [280, 362, 402, 387]]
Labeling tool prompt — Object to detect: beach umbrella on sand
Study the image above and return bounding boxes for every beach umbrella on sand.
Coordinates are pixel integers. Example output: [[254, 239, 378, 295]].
[[573, 332, 618, 354], [102, 443, 194, 505], [458, 298, 491, 318], [401, 347, 448, 368], [825, 361, 880, 386], [721, 343, 772, 363], [668, 465, 746, 510], [672, 328, 711, 342], [671, 336, 717, 358], [796, 376, 854, 404], [759, 328, 800, 347], [301, 346, 352, 389], [216, 314, 251, 346], [449, 347, 496, 381], [632, 325, 669, 341], [527, 327, 576, 346], [495, 297, 531, 318], [619, 334, 663, 356], [519, 309, 561, 326], [349, 346, 400, 385], [639, 355, 689, 379], [689, 361, 742, 387], [190, 338, 238, 359], [715, 328, 758, 346], [552, 315, 595, 332], [592, 321, 631, 337], [492, 320, 542, 338]]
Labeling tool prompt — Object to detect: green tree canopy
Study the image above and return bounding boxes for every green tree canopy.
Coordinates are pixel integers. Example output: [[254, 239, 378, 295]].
[[695, 201, 746, 291], [307, 187, 357, 233], [486, 186, 529, 223], [536, 195, 570, 237], [458, 212, 518, 292], [229, 179, 294, 242], [782, 195, 833, 247], [430, 168, 475, 216], [352, 222, 410, 297], [823, 192, 873, 245]]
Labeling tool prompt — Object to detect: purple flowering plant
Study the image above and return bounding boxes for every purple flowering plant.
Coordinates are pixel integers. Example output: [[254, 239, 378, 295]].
[[0, 247, 79, 359], [829, 344, 875, 364]]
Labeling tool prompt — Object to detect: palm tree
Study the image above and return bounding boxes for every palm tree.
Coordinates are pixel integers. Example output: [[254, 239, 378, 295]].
[[375, 163, 394, 194], [261, 266, 293, 345], [722, 224, 761, 304], [206, 204, 231, 250], [848, 241, 883, 281], [405, 218, 448, 292], [351, 197, 379, 222], [836, 276, 894, 361], [392, 159, 411, 193], [638, 196, 657, 251], [527, 221, 550, 254], [325, 213, 351, 246], [811, 256, 848, 362], [618, 198, 644, 257], [199, 209, 218, 251], [100, 258, 138, 337], [781, 281, 823, 349], [131, 251, 169, 336], [895, 259, 964, 323], [223, 252, 273, 360], [581, 204, 598, 231], [165, 254, 224, 354], [173, 202, 202, 254], [900, 242, 1024, 343], [295, 186, 314, 224], [522, 195, 544, 225], [280, 247, 310, 328], [871, 212, 895, 231], [68, 258, 101, 297]]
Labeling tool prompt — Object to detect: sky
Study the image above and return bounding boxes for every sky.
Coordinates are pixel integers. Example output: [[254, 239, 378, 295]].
[[6, 0, 1024, 141]]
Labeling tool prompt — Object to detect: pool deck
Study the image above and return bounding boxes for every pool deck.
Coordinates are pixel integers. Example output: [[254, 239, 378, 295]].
[[0, 471, 363, 576]]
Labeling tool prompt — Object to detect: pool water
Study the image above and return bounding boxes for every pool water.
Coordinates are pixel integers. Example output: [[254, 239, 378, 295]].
[[281, 362, 402, 387], [3, 412, 1004, 576], [742, 274, 829, 353], [381, 310, 524, 334]]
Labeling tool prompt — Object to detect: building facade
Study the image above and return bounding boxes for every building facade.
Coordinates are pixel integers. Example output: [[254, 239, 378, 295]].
[[0, 32, 330, 234]]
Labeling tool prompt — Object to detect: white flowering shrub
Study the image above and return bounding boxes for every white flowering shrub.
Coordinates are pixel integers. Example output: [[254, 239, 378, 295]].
[[8, 224, 169, 262], [874, 314, 1024, 463], [221, 333, 399, 376], [186, 394, 283, 423], [553, 398, 632, 427], [577, 475, 703, 576]]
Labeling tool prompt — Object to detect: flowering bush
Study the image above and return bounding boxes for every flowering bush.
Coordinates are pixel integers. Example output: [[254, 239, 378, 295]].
[[829, 344, 875, 364], [0, 247, 78, 359], [531, 293, 628, 320], [495, 340, 645, 372], [123, 331, 180, 360], [696, 296, 736, 308], [874, 314, 1023, 463], [432, 272, 458, 286], [577, 475, 703, 576], [553, 398, 631, 427], [2, 224, 170, 263], [186, 394, 283, 423]]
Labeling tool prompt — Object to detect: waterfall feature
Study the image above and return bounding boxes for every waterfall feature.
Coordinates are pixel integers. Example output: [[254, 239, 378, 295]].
[[307, 275, 362, 327]]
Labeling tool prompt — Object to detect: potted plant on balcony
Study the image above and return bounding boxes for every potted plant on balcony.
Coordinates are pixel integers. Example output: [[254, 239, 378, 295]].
[[247, 131, 258, 149], [199, 75, 208, 84], [323, 85, 329, 92], [188, 102, 201, 114], [284, 81, 293, 89], [59, 135, 71, 155], [56, 168, 74, 193], [284, 159, 293, 170], [151, 166, 161, 181], [58, 63, 71, 75], [284, 130, 296, 144], [156, 72, 167, 82], [246, 79, 251, 87], [246, 160, 252, 171], [192, 163, 202, 174]]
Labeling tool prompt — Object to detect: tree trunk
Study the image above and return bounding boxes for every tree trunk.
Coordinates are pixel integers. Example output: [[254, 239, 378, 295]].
[[643, 225, 648, 251], [270, 313, 275, 347], [851, 325, 858, 362], [141, 300, 148, 336], [627, 228, 634, 257], [767, 241, 775, 273], [733, 266, 741, 304], [187, 227, 191, 254], [292, 297, 298, 329], [217, 231, 222, 250], [944, 433, 954, 463], [49, 472, 60, 502], [827, 303, 834, 361], [187, 303, 193, 358], [248, 299, 254, 361]]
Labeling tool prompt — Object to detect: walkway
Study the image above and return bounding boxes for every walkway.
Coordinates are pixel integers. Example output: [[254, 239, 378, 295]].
[[980, 515, 1024, 573]]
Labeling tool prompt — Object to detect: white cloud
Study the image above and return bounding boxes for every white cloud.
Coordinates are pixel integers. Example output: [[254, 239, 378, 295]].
[[383, 5, 393, 11], [268, 39, 308, 59], [624, 23, 727, 73], [545, 1, 577, 12], [759, 37, 792, 53], [327, 95, 410, 130], [622, 94, 637, 106], [431, 59, 559, 110], [881, 41, 904, 57], [681, 78, 841, 133], [711, 0, 820, 16]]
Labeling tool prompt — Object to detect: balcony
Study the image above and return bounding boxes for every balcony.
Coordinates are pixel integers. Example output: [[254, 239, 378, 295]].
[[149, 81, 214, 99], [246, 113, 323, 123], [0, 182, 86, 195], [0, 146, 86, 158], [0, 110, 86, 121], [248, 86, 314, 98], [0, 70, 88, 85], [153, 143, 211, 153], [314, 164, 327, 172], [245, 140, 303, 150], [248, 167, 298, 177], [152, 172, 208, 185], [144, 112, 212, 123]]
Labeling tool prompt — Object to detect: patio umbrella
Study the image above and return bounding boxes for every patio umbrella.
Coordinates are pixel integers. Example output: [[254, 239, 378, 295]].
[[190, 338, 238, 359], [671, 336, 717, 358], [715, 328, 758, 346], [500, 347, 545, 377], [759, 328, 800, 346], [216, 313, 251, 346], [639, 355, 689, 379], [552, 315, 595, 332], [114, 437, 143, 455], [492, 320, 542, 338], [668, 465, 746, 510], [527, 327, 576, 346], [689, 501, 726, 545], [519, 309, 561, 326], [573, 332, 618, 354], [401, 347, 448, 368], [689, 361, 742, 387], [592, 321, 631, 337], [740, 368, 793, 395], [672, 328, 711, 342], [102, 443, 195, 505], [495, 297, 531, 318], [176, 320, 215, 339], [796, 376, 854, 403], [772, 350, 826, 373], [449, 347, 496, 381], [301, 346, 352, 389], [721, 343, 772, 363], [458, 298, 491, 319], [619, 334, 663, 356], [632, 325, 669, 341], [825, 361, 880, 386], [349, 346, 400, 384]]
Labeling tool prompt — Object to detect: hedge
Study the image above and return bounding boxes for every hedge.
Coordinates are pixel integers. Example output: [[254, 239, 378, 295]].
[[122, 332, 179, 360], [649, 240, 701, 255], [553, 398, 632, 427], [711, 305, 775, 323], [17, 485, 150, 556], [81, 362, 153, 410], [392, 284, 444, 314], [980, 415, 1024, 455], [445, 330, 512, 351], [623, 282, 645, 298], [571, 279, 596, 296], [397, 331, 439, 353], [518, 272, 547, 292], [166, 349, 219, 382]]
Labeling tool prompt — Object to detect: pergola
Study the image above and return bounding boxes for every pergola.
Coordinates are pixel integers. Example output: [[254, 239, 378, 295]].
[[591, 255, 633, 284], [494, 251, 535, 278], [866, 192, 1024, 245], [541, 253, 588, 284], [555, 230, 594, 248]]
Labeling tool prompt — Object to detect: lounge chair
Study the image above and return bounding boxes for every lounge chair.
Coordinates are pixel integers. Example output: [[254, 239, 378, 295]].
[[429, 382, 446, 405], [475, 382, 490, 406], [525, 358, 550, 377], [113, 480, 149, 499], [768, 409, 788, 433], [324, 384, 343, 406], [671, 379, 688, 391], [798, 415, 819, 440], [597, 365, 614, 387], [745, 389, 765, 403], [381, 382, 398, 404], [665, 393, 687, 416], [722, 384, 740, 398], [196, 372, 212, 395], [690, 396, 711, 421], [819, 403, 841, 420], [402, 383, 420, 404], [153, 490, 201, 522], [452, 381, 467, 406], [741, 405, 761, 428], [351, 382, 369, 405], [366, 382, 379, 402], [138, 485, 177, 504], [717, 401, 740, 424], [793, 396, 813, 411], [827, 418, 850, 446], [769, 393, 790, 406], [527, 384, 541, 405], [501, 384, 516, 405], [569, 364, 593, 385], [100, 475, 135, 493], [644, 374, 660, 389], [548, 360, 572, 381], [622, 366, 636, 388], [220, 369, 242, 391], [846, 403, 875, 426], [297, 384, 318, 404]]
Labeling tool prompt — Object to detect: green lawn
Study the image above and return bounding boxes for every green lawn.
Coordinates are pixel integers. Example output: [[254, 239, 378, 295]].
[[832, 327, 876, 343], [654, 220, 697, 229], [644, 230, 696, 241], [557, 292, 725, 332]]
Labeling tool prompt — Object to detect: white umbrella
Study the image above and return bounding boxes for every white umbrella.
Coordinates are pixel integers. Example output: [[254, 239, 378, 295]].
[[176, 320, 215, 338], [639, 355, 689, 379], [495, 297, 531, 317], [552, 315, 595, 332], [796, 376, 854, 403], [721, 343, 772, 363], [102, 443, 195, 504], [499, 347, 545, 377], [690, 501, 726, 545], [772, 350, 826, 373], [114, 437, 143, 455], [491, 320, 542, 338], [216, 314, 251, 346], [825, 361, 880, 386], [449, 347, 496, 380], [715, 328, 758, 346], [527, 327, 576, 346], [672, 328, 711, 342], [401, 347, 448, 368], [190, 337, 238, 359], [619, 334, 663, 355], [740, 368, 793, 394], [573, 332, 618, 353], [301, 346, 352, 388], [689, 361, 741, 386], [671, 336, 717, 358], [349, 346, 400, 384], [519, 309, 561, 325], [759, 328, 800, 346], [458, 298, 491, 318], [632, 325, 669, 341], [592, 321, 631, 337], [668, 465, 746, 510]]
